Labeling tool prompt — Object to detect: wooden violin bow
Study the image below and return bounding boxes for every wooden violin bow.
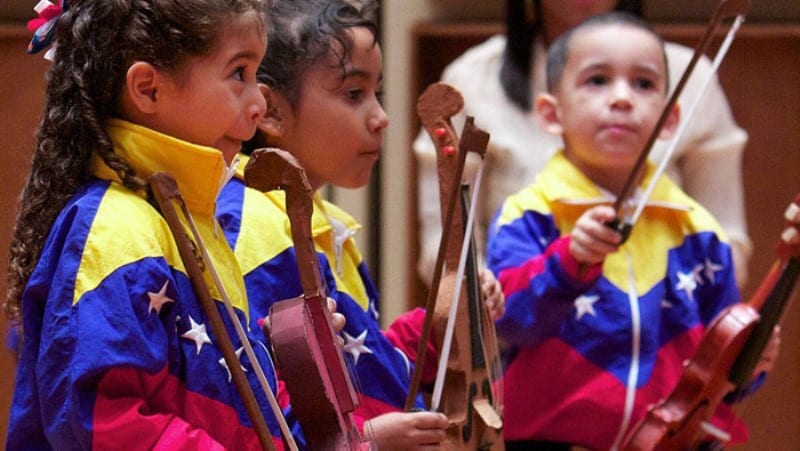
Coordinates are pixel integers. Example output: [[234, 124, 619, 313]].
[[149, 172, 291, 451], [608, 0, 750, 241]]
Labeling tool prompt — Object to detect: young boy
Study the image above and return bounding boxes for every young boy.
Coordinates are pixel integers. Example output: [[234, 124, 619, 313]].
[[486, 12, 764, 450]]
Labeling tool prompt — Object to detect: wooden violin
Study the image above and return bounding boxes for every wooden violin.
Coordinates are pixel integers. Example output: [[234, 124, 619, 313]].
[[404, 82, 504, 449], [623, 193, 800, 450], [244, 148, 366, 451]]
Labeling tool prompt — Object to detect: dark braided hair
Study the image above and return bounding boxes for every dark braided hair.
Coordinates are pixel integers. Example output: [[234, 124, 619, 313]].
[[5, 0, 268, 324], [243, 0, 379, 154], [500, 0, 642, 111]]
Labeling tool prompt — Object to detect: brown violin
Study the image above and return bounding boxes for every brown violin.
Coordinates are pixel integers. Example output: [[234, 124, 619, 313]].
[[405, 83, 504, 449], [623, 194, 800, 450], [244, 148, 366, 451]]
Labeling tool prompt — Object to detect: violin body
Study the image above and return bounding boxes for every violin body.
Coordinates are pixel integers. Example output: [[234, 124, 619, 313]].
[[269, 295, 362, 450], [624, 193, 800, 450], [623, 303, 759, 450]]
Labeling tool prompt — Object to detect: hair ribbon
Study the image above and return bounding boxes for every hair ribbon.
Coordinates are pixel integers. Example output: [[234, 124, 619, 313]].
[[26, 0, 67, 60]]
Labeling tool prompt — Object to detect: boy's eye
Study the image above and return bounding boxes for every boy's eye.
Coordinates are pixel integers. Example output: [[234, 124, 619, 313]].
[[586, 75, 608, 86], [634, 78, 656, 90]]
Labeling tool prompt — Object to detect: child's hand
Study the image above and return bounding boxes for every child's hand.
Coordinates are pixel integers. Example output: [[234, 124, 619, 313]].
[[327, 297, 346, 334], [570, 205, 623, 265], [752, 325, 781, 377], [363, 411, 448, 450], [258, 297, 346, 346], [479, 268, 505, 321]]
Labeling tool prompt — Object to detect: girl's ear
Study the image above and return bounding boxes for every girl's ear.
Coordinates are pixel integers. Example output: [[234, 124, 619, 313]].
[[657, 101, 681, 140], [258, 83, 290, 138], [124, 62, 160, 114], [534, 93, 564, 136]]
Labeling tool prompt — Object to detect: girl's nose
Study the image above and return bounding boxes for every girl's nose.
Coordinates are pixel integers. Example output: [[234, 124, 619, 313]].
[[248, 85, 267, 124], [368, 104, 389, 133]]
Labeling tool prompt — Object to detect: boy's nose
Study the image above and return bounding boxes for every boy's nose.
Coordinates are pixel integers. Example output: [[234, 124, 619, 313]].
[[610, 81, 633, 109]]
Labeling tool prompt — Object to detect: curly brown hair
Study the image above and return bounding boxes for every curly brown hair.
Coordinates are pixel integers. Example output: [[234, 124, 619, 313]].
[[5, 0, 268, 325]]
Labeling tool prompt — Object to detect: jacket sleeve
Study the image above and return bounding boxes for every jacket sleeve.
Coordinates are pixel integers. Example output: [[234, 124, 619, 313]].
[[487, 209, 601, 348]]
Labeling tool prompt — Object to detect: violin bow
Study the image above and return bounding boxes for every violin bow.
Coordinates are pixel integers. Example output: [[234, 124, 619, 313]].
[[244, 148, 364, 451], [149, 172, 295, 451], [608, 0, 750, 240], [429, 156, 486, 413]]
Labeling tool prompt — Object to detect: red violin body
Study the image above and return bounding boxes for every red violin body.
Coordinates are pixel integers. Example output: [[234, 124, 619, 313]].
[[623, 303, 759, 450], [245, 149, 364, 451]]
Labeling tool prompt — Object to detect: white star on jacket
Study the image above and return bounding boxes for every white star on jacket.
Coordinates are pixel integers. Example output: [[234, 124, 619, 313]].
[[148, 280, 174, 314], [574, 294, 600, 320], [342, 329, 373, 365], [219, 347, 247, 383], [181, 315, 212, 355], [329, 215, 357, 277], [675, 269, 701, 301], [703, 258, 724, 283]]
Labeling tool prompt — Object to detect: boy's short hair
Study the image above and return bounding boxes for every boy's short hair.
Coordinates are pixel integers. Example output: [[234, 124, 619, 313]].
[[545, 12, 668, 93]]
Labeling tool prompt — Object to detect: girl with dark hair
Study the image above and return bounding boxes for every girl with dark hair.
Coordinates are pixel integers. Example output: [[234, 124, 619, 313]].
[[217, 0, 499, 448], [415, 0, 751, 292], [6, 1, 304, 448]]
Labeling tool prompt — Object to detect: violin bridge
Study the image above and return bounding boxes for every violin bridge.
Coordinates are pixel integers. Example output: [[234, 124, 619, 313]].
[[472, 398, 503, 430]]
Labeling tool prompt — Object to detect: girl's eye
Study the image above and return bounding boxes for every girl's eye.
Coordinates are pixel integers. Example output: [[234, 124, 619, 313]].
[[232, 66, 246, 81], [347, 88, 365, 102]]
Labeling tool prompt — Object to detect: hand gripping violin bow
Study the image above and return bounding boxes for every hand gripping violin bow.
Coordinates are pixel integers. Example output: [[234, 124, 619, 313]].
[[404, 83, 504, 450]]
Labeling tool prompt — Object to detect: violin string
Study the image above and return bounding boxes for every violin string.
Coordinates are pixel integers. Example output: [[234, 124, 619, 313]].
[[178, 198, 299, 450], [628, 14, 745, 226]]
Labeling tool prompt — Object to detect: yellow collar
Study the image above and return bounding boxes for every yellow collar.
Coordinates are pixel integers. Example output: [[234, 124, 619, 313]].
[[92, 119, 232, 215]]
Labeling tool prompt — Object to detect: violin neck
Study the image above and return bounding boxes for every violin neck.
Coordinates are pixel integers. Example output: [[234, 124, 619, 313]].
[[729, 256, 800, 386]]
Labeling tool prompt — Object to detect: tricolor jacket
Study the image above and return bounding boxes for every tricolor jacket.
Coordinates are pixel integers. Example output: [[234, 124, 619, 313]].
[[8, 120, 298, 450], [487, 151, 745, 449], [216, 154, 424, 436]]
